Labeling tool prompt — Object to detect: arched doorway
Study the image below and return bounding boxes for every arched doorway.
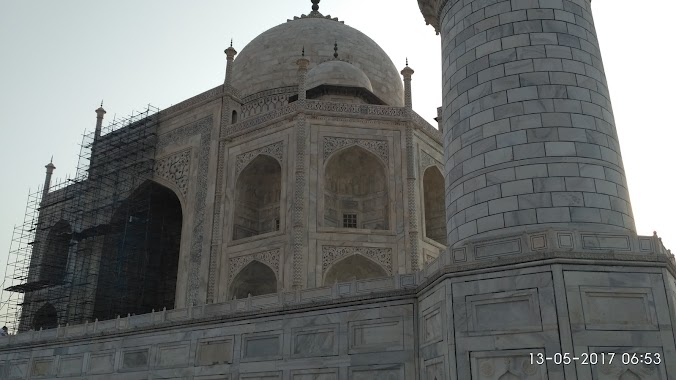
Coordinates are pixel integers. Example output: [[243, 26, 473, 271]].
[[93, 181, 182, 320], [423, 166, 446, 245], [233, 155, 282, 240], [40, 220, 72, 284], [229, 261, 277, 299], [324, 255, 387, 285], [324, 146, 388, 230], [32, 303, 58, 330]]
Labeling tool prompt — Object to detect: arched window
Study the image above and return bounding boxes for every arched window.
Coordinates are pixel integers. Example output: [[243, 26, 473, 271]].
[[423, 166, 446, 245], [324, 255, 387, 285], [33, 303, 58, 330], [94, 181, 183, 321], [324, 146, 388, 230], [40, 220, 72, 284], [232, 110, 238, 124], [233, 155, 282, 240], [229, 261, 277, 299]]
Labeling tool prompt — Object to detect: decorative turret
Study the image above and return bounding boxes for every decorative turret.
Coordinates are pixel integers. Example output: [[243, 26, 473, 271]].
[[94, 101, 106, 140], [296, 47, 310, 101], [224, 39, 238, 88], [42, 158, 55, 202], [400, 59, 414, 109]]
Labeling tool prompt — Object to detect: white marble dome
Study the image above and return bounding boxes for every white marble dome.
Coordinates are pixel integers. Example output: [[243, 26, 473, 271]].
[[305, 60, 373, 92], [232, 16, 404, 106]]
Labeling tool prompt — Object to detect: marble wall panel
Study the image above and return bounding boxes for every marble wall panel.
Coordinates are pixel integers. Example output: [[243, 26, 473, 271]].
[[349, 364, 404, 380], [156, 342, 191, 369], [580, 286, 658, 330], [121, 348, 149, 372], [348, 317, 404, 354], [453, 272, 561, 379], [466, 289, 543, 335], [422, 303, 443, 345], [196, 337, 234, 366], [88, 350, 115, 375], [424, 356, 446, 380], [57, 354, 84, 377], [8, 360, 28, 380], [291, 325, 339, 357], [291, 368, 338, 380], [30, 357, 53, 378], [241, 332, 283, 361]]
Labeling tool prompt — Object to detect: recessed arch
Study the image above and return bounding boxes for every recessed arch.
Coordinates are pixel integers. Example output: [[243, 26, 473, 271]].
[[232, 110, 238, 123], [93, 180, 183, 321], [423, 166, 446, 245], [233, 154, 282, 240], [40, 219, 72, 284], [323, 254, 388, 285], [32, 303, 58, 330], [229, 260, 277, 299], [323, 145, 389, 230]]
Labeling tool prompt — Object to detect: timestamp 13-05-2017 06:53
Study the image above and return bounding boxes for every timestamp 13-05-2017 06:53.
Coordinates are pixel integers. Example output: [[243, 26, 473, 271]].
[[530, 352, 662, 366]]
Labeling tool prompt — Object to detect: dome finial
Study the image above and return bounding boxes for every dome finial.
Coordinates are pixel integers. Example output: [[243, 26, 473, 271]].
[[302, 46, 305, 57], [334, 41, 338, 59], [406, 58, 409, 67], [312, 0, 320, 12], [230, 38, 233, 48]]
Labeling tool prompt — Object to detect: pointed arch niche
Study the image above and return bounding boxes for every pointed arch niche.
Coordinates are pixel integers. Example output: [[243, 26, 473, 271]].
[[229, 261, 277, 299], [323, 146, 389, 230], [33, 303, 58, 330], [233, 154, 282, 240], [423, 166, 446, 245], [93, 180, 183, 321], [323, 255, 388, 285], [40, 219, 72, 284]]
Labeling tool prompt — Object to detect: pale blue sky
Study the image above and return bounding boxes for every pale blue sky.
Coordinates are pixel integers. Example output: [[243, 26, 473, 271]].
[[1, 1, 674, 309]]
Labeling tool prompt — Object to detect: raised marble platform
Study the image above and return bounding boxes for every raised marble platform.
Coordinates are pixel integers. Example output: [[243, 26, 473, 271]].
[[1, 231, 674, 379]]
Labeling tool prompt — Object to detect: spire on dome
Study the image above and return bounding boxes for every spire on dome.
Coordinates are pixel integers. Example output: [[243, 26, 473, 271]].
[[311, 0, 320, 13], [333, 41, 338, 59]]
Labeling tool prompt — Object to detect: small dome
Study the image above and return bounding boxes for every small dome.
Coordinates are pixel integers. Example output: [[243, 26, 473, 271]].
[[306, 60, 373, 92], [232, 17, 403, 106]]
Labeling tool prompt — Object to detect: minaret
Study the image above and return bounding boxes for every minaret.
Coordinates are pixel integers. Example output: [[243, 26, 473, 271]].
[[224, 39, 238, 88], [42, 158, 56, 201], [94, 101, 106, 141], [297, 47, 310, 100], [401, 58, 414, 109], [418, 0, 636, 247]]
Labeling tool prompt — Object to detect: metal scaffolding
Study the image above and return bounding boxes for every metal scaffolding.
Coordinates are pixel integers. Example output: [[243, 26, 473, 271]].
[[0, 104, 183, 333]]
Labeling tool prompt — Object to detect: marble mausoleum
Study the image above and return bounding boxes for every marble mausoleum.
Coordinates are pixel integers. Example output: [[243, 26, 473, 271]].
[[1, 0, 675, 379]]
